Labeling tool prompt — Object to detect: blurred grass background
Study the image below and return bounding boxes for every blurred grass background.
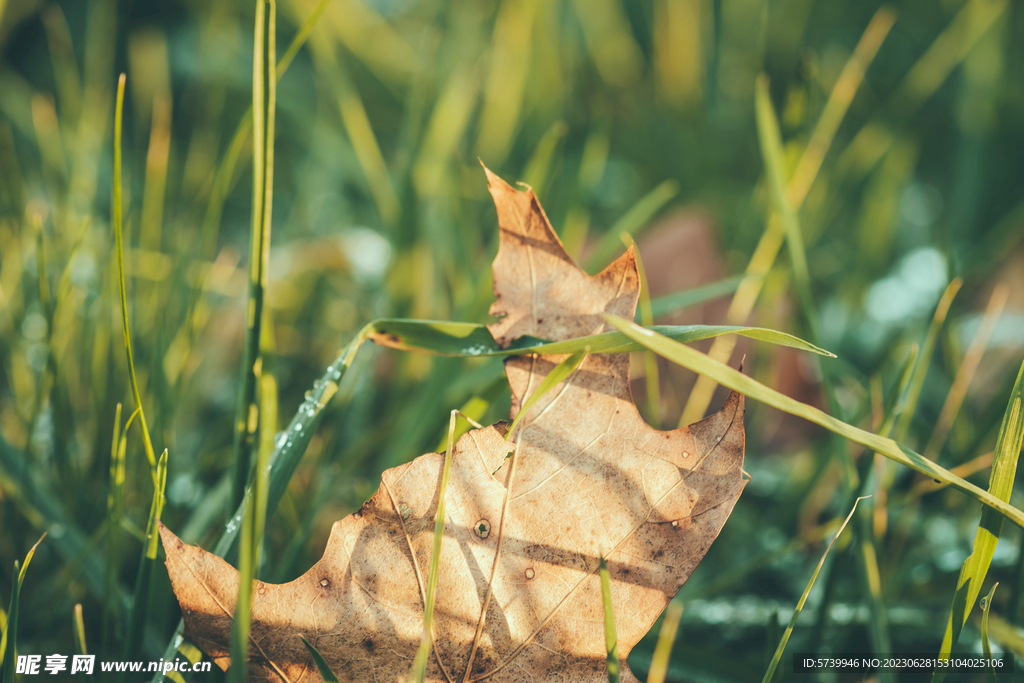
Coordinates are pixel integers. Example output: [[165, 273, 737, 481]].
[[0, 0, 1023, 680]]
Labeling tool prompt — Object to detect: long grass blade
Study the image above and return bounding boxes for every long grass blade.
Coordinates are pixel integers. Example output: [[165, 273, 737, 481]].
[[409, 409, 461, 682], [934, 355, 1024, 679], [599, 557, 620, 683], [231, 0, 269, 515], [299, 635, 340, 683], [602, 315, 1024, 530], [762, 498, 867, 683], [121, 448, 167, 667], [102, 402, 125, 655], [680, 6, 894, 425], [624, 234, 660, 428], [150, 331, 360, 681], [112, 73, 157, 470], [925, 284, 1009, 459], [646, 275, 745, 320], [646, 600, 684, 683], [507, 348, 588, 441], [893, 278, 963, 442], [230, 0, 275, 678], [366, 319, 834, 358]]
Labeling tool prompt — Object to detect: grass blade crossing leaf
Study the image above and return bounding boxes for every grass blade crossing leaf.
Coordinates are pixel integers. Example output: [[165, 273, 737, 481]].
[[367, 319, 834, 358], [160, 167, 748, 682], [599, 557, 621, 683], [602, 315, 1024, 530], [300, 635, 341, 683], [505, 348, 588, 441], [409, 410, 461, 683]]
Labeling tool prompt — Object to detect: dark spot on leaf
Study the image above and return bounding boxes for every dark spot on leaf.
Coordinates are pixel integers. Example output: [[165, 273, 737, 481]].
[[475, 519, 491, 539], [363, 637, 375, 653]]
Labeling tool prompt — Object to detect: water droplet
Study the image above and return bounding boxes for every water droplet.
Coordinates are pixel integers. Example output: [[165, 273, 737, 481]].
[[320, 578, 330, 588], [274, 431, 287, 448], [525, 568, 535, 580], [671, 520, 678, 528]]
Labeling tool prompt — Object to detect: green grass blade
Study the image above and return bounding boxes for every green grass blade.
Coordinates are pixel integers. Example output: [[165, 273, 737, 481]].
[[367, 319, 834, 358], [983, 610, 1024, 659], [894, 278, 962, 442], [599, 557, 620, 683], [102, 402, 125, 655], [0, 567, 13, 676], [299, 635, 340, 683], [150, 332, 359, 682], [0, 436, 123, 612], [934, 356, 1024, 679], [521, 119, 567, 193], [681, 8, 894, 426], [754, 75, 816, 342], [506, 348, 588, 442], [646, 600, 684, 683], [112, 72, 156, 470], [195, 0, 333, 264], [762, 498, 866, 683], [585, 179, 679, 272], [646, 275, 745, 320], [981, 583, 998, 683], [121, 448, 168, 666], [409, 410, 461, 683], [230, 0, 275, 676], [1, 534, 45, 680], [74, 603, 89, 683], [626, 234, 660, 428], [231, 0, 269, 515], [602, 315, 1024, 529]]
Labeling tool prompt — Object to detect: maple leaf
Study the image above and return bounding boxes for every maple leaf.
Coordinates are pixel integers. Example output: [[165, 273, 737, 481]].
[[160, 167, 747, 682]]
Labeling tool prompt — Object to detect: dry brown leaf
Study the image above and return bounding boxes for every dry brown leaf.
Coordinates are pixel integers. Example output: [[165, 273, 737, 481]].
[[160, 167, 748, 682]]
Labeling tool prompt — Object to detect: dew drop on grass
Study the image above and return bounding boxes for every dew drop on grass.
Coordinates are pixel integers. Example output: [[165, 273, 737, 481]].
[[274, 431, 287, 448]]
